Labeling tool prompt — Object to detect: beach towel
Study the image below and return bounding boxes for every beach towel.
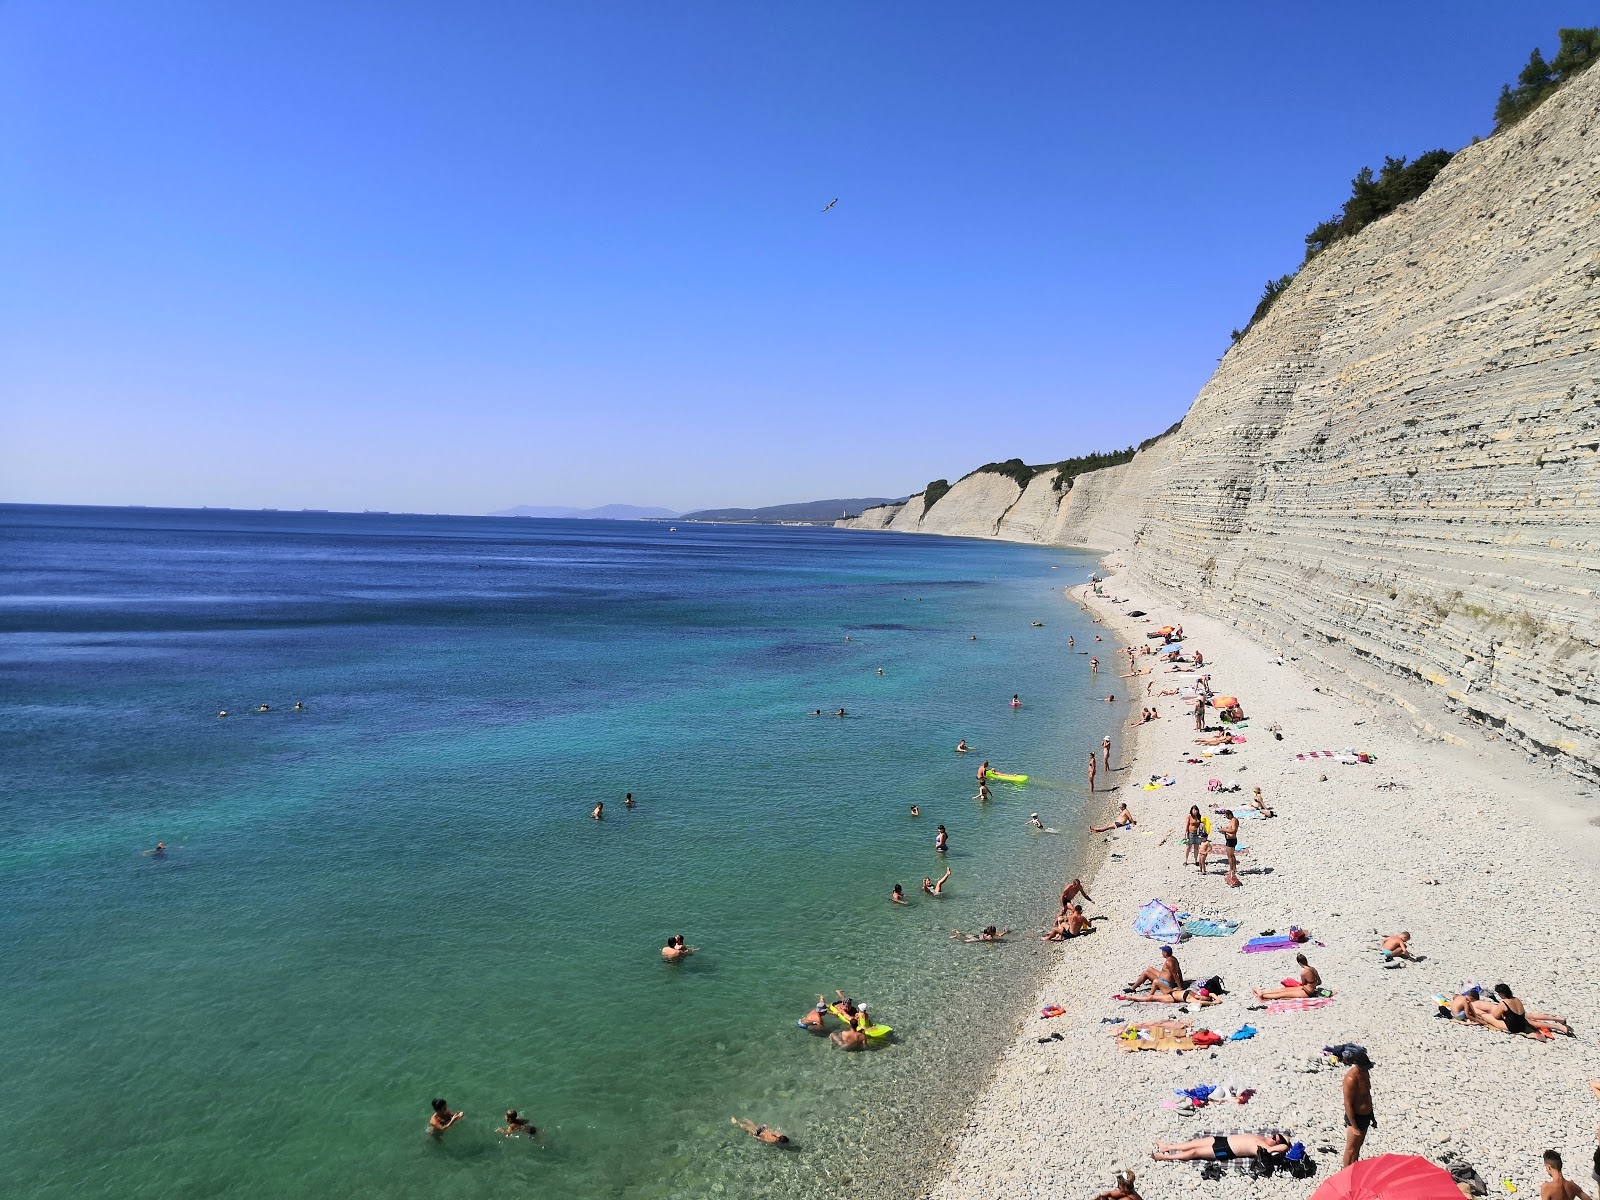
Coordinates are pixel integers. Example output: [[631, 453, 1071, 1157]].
[[1181, 918, 1241, 937], [1229, 1024, 1257, 1041], [1267, 997, 1335, 1014], [1133, 899, 1184, 944], [1295, 751, 1338, 759], [1242, 936, 1298, 953], [1231, 808, 1266, 820]]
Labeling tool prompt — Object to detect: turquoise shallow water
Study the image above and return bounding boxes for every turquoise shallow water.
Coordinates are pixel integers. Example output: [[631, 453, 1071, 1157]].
[[0, 505, 1114, 1199]]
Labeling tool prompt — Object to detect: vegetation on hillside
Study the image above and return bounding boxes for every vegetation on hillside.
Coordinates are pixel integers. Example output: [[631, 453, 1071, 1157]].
[[1494, 27, 1600, 129], [1228, 26, 1598, 347], [921, 479, 951, 514]]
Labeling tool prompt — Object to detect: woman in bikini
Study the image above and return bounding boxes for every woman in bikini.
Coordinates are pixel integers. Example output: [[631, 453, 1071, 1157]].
[[922, 867, 952, 895], [1252, 953, 1322, 1000]]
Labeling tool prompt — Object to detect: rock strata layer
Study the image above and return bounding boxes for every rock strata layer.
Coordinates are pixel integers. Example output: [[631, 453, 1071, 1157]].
[[840, 65, 1600, 782]]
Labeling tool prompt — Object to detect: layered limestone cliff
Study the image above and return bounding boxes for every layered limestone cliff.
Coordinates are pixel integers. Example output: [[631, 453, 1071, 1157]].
[[839, 64, 1600, 780]]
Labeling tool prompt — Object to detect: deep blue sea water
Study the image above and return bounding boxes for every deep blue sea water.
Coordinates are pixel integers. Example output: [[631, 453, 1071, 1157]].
[[0, 505, 1113, 1199]]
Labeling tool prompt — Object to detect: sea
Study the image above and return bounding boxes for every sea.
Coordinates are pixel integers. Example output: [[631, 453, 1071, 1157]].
[[0, 504, 1117, 1199]]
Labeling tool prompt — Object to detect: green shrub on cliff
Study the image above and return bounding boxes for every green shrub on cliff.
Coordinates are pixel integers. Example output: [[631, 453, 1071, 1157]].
[[1303, 151, 1455, 258], [921, 479, 951, 513], [1494, 27, 1600, 129], [961, 450, 1140, 493]]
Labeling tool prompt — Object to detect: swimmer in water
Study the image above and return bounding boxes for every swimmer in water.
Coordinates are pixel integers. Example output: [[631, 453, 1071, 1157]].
[[909, 805, 920, 817], [592, 802, 604, 820], [798, 998, 828, 1031], [834, 708, 847, 717], [1030, 621, 1044, 627], [1067, 636, 1074, 648], [975, 781, 991, 803], [810, 709, 822, 716], [218, 709, 228, 719], [1011, 694, 1022, 708], [954, 739, 971, 753], [293, 699, 304, 711], [876, 667, 884, 676], [624, 792, 635, 809], [953, 925, 1010, 943], [499, 1109, 536, 1137], [922, 867, 952, 895], [1028, 813, 1044, 829], [935, 825, 949, 853], [257, 703, 270, 713], [969, 634, 977, 641], [1090, 657, 1099, 670], [891, 883, 907, 905], [731, 1117, 791, 1145], [428, 1098, 463, 1135], [142, 841, 167, 858]]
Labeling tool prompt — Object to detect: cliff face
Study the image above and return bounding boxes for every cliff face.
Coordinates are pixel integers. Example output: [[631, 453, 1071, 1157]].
[[839, 65, 1600, 780]]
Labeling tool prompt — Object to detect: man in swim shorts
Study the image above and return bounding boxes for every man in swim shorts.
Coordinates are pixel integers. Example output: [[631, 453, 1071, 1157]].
[[732, 1117, 791, 1144], [1341, 1047, 1375, 1165], [1151, 1132, 1290, 1161], [1126, 945, 1183, 994], [798, 998, 828, 1031]]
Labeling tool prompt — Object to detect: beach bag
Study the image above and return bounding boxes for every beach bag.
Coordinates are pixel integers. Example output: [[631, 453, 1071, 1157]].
[[1448, 1164, 1487, 1196], [1286, 1144, 1317, 1179], [1203, 974, 1227, 995], [1191, 1029, 1224, 1047]]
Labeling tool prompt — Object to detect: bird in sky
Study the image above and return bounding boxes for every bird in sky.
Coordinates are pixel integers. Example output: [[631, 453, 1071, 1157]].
[[820, 198, 838, 212]]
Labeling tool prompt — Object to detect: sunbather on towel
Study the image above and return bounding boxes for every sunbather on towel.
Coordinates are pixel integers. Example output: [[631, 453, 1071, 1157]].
[[1152, 1132, 1291, 1161], [1119, 980, 1220, 1006], [1253, 953, 1324, 1001], [1126, 945, 1183, 993], [1475, 983, 1573, 1037]]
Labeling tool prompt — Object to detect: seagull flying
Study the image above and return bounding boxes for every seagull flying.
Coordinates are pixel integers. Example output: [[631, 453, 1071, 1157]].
[[820, 198, 838, 213]]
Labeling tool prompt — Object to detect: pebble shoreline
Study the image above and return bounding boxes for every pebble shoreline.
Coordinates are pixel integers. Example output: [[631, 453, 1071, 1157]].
[[929, 569, 1600, 1199]]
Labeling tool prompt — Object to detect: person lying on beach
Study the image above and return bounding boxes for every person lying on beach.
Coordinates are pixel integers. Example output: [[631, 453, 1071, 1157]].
[[798, 999, 828, 1031], [954, 739, 971, 753], [428, 1098, 464, 1135], [499, 1109, 536, 1137], [922, 867, 952, 895], [732, 1117, 791, 1145], [1090, 803, 1135, 833], [1126, 945, 1183, 993], [1253, 952, 1323, 1000], [1193, 732, 1235, 746], [1117, 981, 1220, 1005], [1120, 668, 1148, 679], [1152, 1132, 1290, 1161], [952, 925, 1010, 943], [1441, 984, 1493, 1022], [1059, 878, 1093, 910], [1380, 932, 1415, 960], [1477, 984, 1572, 1037], [1092, 1170, 1141, 1200]]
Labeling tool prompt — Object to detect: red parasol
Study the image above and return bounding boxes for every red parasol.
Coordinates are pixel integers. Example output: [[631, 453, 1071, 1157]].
[[1311, 1155, 1462, 1200]]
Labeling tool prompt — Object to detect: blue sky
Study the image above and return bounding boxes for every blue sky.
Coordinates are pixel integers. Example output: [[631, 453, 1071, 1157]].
[[0, 2, 1587, 513]]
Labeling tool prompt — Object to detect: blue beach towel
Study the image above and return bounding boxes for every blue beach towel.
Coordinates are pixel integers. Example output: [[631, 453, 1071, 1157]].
[[1181, 918, 1241, 937]]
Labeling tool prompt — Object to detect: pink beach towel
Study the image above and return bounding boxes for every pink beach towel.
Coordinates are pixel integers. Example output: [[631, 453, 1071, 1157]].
[[1294, 751, 1337, 760], [1266, 997, 1335, 1014]]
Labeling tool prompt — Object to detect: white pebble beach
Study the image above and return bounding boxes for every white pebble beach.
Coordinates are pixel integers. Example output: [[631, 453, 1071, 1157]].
[[930, 569, 1600, 1199]]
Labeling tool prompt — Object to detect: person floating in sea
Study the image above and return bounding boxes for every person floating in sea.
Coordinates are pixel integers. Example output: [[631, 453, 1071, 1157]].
[[922, 867, 952, 895], [969, 634, 977, 641], [810, 709, 822, 716], [428, 1098, 464, 1136], [293, 699, 305, 711], [1030, 621, 1044, 627], [891, 883, 907, 905], [909, 805, 920, 817], [257, 703, 270, 713], [592, 801, 604, 820], [142, 841, 167, 858], [954, 739, 971, 754], [499, 1109, 536, 1137], [953, 925, 1009, 943], [798, 998, 828, 1032], [876, 667, 884, 676], [1011, 694, 1022, 708], [218, 709, 228, 719], [1067, 636, 1074, 648], [935, 824, 948, 853], [624, 792, 635, 809], [732, 1117, 791, 1145], [834, 708, 847, 717], [1089, 802, 1135, 834]]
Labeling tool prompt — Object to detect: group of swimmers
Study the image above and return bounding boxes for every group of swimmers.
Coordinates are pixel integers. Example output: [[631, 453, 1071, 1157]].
[[427, 1098, 537, 1140], [217, 699, 304, 718]]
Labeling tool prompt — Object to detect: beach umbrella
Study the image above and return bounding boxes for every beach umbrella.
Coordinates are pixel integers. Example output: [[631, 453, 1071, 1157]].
[[1210, 695, 1239, 708], [1311, 1155, 1460, 1200]]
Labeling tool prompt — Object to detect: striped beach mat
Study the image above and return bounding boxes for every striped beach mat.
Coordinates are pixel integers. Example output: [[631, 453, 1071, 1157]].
[[1267, 997, 1335, 1014], [1181, 918, 1241, 937]]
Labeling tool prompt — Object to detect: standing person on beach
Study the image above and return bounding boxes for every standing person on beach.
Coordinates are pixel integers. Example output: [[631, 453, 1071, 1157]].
[[1087, 752, 1097, 793], [1059, 878, 1093, 911], [1341, 1047, 1376, 1166], [1184, 806, 1204, 866], [1218, 809, 1241, 886], [1102, 735, 1112, 770]]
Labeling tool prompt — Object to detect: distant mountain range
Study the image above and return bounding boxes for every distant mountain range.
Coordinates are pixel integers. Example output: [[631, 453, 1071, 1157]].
[[489, 504, 681, 520], [680, 498, 907, 523]]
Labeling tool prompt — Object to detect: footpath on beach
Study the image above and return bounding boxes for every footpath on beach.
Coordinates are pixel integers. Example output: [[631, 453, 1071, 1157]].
[[930, 567, 1600, 1200]]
